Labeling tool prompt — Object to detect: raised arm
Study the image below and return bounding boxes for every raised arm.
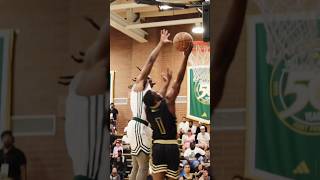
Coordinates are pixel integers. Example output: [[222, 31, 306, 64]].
[[212, 0, 248, 110], [159, 68, 172, 97], [134, 29, 172, 91], [83, 19, 107, 69], [75, 19, 107, 96], [166, 44, 193, 103]]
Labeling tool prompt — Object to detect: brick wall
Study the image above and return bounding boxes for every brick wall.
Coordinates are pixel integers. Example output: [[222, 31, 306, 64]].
[[0, 0, 106, 179]]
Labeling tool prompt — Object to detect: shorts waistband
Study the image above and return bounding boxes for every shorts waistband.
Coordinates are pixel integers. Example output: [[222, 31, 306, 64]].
[[132, 117, 149, 126], [153, 139, 178, 144]]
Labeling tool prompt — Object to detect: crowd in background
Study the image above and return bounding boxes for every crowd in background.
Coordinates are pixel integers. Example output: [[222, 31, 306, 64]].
[[109, 103, 211, 180]]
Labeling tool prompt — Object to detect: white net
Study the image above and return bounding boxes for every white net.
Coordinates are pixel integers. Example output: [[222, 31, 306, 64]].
[[254, 0, 320, 65], [188, 41, 210, 82]]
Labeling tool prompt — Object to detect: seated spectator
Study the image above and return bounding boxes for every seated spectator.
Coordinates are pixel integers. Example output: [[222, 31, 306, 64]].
[[113, 150, 127, 180], [183, 142, 206, 170], [178, 117, 189, 138], [188, 120, 197, 134], [121, 129, 129, 144], [196, 126, 210, 150], [121, 129, 130, 152], [199, 168, 210, 180], [182, 129, 195, 150], [112, 140, 123, 158], [179, 163, 195, 180], [194, 163, 205, 178], [110, 167, 121, 180], [195, 123, 208, 139]]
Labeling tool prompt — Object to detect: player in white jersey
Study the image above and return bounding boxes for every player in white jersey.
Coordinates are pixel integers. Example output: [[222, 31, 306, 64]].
[[127, 29, 172, 180], [65, 19, 107, 180]]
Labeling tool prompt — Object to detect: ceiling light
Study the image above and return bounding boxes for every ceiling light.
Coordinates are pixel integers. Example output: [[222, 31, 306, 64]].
[[159, 5, 173, 10], [192, 23, 204, 34]]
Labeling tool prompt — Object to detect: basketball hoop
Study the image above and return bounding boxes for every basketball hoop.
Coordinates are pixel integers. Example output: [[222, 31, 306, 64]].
[[188, 41, 210, 82], [254, 0, 320, 66]]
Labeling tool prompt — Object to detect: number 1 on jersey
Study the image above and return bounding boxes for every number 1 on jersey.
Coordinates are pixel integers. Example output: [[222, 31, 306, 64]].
[[155, 117, 166, 135]]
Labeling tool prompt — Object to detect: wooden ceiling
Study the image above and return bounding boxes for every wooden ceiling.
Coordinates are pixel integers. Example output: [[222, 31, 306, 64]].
[[110, 0, 203, 43]]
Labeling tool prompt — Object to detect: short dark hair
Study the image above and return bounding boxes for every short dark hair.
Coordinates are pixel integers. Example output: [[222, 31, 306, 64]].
[[143, 90, 155, 107], [1, 130, 14, 140]]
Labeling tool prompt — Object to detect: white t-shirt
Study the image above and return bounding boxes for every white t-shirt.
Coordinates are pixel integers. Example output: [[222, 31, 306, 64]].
[[197, 132, 210, 144], [184, 147, 206, 160], [178, 121, 189, 133]]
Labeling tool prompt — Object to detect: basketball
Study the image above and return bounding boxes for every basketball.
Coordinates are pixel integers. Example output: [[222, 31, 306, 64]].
[[173, 32, 193, 51]]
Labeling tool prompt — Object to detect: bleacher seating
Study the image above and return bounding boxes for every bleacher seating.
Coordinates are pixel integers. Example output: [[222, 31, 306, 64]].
[[110, 135, 210, 179]]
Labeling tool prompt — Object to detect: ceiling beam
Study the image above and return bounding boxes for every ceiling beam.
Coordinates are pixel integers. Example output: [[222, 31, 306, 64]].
[[140, 8, 198, 18], [111, 2, 151, 10], [110, 12, 148, 43], [126, 18, 202, 29]]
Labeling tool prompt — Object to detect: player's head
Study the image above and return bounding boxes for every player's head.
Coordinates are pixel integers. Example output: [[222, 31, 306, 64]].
[[110, 102, 114, 108], [143, 90, 162, 107]]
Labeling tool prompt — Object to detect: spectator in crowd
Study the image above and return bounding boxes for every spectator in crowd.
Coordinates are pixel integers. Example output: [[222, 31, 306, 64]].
[[0, 130, 27, 180], [198, 168, 210, 180], [121, 128, 130, 152], [109, 103, 119, 124], [112, 140, 123, 158], [194, 163, 205, 178], [110, 127, 118, 149], [179, 163, 195, 180], [183, 142, 206, 170], [110, 167, 121, 180], [113, 150, 127, 180], [178, 117, 189, 138], [182, 129, 195, 150], [195, 122, 208, 143], [188, 120, 197, 134], [196, 126, 210, 150]]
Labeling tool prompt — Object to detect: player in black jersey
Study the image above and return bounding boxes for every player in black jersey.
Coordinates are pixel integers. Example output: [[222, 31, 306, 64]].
[[143, 43, 193, 180]]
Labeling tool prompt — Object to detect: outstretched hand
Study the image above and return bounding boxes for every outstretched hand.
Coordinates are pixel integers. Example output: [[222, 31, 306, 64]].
[[160, 29, 172, 44], [161, 68, 172, 83]]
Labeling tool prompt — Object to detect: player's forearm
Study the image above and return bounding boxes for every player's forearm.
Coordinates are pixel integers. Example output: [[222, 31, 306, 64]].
[[212, 0, 247, 109], [212, 0, 247, 70], [176, 55, 189, 84], [136, 42, 164, 82], [84, 19, 107, 68], [148, 41, 164, 64]]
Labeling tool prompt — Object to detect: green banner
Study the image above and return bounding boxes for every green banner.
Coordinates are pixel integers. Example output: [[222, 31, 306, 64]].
[[246, 17, 320, 180], [187, 66, 210, 124]]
